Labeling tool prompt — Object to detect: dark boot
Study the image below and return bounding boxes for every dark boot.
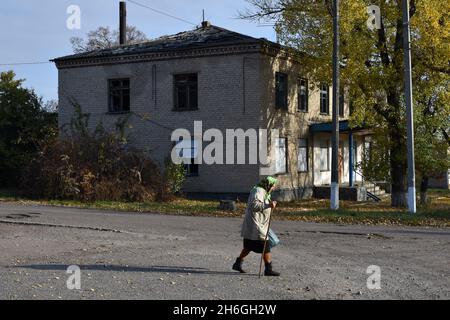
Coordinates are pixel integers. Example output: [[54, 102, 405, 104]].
[[264, 262, 280, 276], [232, 257, 246, 273]]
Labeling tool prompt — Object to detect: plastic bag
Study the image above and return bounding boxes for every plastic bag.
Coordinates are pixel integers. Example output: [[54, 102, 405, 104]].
[[268, 228, 280, 249]]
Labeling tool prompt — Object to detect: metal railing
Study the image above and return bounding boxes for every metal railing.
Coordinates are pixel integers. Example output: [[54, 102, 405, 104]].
[[352, 168, 387, 202]]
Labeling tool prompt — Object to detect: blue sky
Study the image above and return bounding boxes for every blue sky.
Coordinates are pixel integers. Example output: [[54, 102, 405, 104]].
[[0, 0, 275, 103]]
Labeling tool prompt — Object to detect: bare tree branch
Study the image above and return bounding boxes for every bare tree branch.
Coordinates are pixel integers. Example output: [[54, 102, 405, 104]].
[[71, 26, 148, 53], [238, 0, 286, 21]]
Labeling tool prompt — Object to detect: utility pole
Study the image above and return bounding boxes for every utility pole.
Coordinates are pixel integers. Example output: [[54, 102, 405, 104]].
[[331, 0, 340, 210], [402, 0, 416, 213]]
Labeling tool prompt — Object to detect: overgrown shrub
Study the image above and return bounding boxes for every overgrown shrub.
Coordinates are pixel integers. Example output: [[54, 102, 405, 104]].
[[21, 101, 184, 202], [154, 159, 186, 202]]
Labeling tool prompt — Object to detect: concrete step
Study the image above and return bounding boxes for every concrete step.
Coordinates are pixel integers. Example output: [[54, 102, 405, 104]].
[[372, 189, 385, 196]]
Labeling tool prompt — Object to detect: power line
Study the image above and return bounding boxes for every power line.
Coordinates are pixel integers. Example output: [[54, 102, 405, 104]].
[[0, 61, 51, 66], [1, 0, 197, 67], [127, 0, 197, 26]]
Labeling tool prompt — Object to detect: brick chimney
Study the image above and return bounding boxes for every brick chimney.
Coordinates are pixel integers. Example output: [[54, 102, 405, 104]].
[[119, 1, 126, 45], [201, 20, 211, 28]]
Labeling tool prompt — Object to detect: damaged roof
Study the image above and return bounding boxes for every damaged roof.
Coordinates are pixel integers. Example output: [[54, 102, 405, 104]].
[[52, 24, 280, 62]]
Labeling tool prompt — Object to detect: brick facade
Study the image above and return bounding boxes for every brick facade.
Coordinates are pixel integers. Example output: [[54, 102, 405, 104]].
[[55, 25, 357, 199]]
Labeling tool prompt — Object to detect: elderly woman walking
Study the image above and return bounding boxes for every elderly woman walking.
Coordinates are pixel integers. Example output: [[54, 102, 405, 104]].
[[232, 176, 280, 276]]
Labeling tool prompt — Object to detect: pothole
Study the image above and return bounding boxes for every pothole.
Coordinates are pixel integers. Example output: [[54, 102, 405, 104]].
[[5, 213, 33, 220]]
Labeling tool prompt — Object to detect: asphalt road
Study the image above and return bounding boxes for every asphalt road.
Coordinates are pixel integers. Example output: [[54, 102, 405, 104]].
[[0, 202, 449, 300]]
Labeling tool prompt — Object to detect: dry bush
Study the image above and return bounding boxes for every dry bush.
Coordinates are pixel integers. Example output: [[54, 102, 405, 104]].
[[20, 101, 180, 202]]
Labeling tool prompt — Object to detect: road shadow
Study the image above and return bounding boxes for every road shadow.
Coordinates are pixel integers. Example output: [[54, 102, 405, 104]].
[[11, 264, 249, 276]]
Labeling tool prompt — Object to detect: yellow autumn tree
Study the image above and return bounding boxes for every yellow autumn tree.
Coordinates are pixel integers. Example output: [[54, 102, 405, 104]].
[[243, 0, 450, 207]]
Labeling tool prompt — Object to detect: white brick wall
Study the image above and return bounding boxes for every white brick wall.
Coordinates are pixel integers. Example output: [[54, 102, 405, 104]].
[[57, 50, 350, 195], [58, 53, 262, 193]]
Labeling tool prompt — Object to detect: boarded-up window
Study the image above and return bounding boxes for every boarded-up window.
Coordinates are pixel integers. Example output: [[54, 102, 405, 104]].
[[174, 74, 198, 110], [275, 137, 287, 174], [108, 79, 130, 113], [275, 72, 288, 110], [298, 139, 308, 172], [320, 139, 330, 171]]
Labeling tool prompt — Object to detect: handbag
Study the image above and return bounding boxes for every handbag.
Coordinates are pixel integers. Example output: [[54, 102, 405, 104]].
[[268, 228, 280, 249]]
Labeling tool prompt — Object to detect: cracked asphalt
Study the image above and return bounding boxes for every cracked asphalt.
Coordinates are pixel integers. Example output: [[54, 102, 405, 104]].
[[0, 202, 449, 300]]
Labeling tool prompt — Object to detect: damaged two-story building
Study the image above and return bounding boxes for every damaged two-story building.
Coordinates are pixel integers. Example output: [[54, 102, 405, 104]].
[[52, 21, 380, 201]]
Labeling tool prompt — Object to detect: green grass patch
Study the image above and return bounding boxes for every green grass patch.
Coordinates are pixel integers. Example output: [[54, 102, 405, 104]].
[[1, 189, 449, 228]]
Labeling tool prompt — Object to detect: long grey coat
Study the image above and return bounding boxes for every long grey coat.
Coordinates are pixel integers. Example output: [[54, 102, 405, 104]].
[[241, 187, 272, 241]]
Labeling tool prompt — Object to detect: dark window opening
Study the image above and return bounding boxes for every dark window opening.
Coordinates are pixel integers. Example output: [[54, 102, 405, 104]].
[[174, 73, 198, 111], [108, 78, 130, 113], [275, 72, 288, 110], [320, 83, 329, 114], [298, 78, 308, 112]]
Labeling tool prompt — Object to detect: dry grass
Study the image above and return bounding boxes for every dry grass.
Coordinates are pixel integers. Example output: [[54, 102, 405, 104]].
[[1, 189, 449, 228]]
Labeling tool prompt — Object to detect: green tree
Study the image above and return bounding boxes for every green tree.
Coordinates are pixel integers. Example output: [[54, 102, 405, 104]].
[[414, 74, 449, 204], [243, 0, 450, 207], [0, 71, 57, 187]]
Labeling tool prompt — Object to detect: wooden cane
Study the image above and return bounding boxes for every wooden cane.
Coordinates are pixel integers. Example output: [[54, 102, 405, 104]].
[[258, 206, 274, 278]]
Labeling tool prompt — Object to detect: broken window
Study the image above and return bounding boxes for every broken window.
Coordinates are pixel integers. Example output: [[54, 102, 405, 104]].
[[108, 78, 130, 113], [174, 73, 198, 111]]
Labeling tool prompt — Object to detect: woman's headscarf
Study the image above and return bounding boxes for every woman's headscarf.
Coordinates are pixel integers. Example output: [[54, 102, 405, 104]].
[[253, 176, 278, 201], [257, 176, 278, 192]]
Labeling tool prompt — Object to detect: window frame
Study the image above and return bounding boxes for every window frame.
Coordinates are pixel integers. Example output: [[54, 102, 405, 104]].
[[173, 73, 198, 111], [298, 78, 309, 112], [275, 137, 288, 174], [275, 72, 288, 110], [320, 83, 329, 115], [108, 78, 130, 114]]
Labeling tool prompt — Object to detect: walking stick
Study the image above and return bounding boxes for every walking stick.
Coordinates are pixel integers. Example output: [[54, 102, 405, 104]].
[[258, 206, 274, 278]]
